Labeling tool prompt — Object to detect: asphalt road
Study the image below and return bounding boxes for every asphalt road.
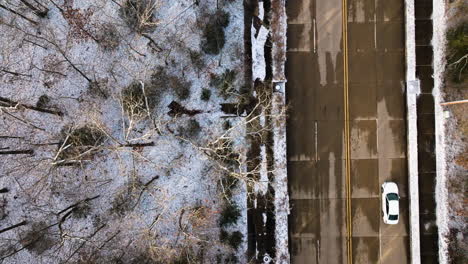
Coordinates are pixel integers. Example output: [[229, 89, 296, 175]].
[[286, 0, 410, 263]]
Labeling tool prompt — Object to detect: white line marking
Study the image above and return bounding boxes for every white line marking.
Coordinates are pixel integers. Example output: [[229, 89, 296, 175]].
[[313, 18, 317, 53], [315, 121, 318, 161], [374, 13, 377, 49]]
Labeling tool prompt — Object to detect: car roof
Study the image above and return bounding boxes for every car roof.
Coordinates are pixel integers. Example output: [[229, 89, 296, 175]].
[[389, 200, 399, 214]]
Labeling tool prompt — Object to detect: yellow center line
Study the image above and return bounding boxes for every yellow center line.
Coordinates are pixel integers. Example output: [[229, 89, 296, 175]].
[[342, 0, 352, 263]]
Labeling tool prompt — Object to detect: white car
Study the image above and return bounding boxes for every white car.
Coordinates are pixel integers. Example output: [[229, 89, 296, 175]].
[[381, 182, 400, 225]]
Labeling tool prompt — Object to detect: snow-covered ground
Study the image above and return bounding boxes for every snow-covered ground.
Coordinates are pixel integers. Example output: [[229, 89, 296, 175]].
[[0, 0, 249, 263]]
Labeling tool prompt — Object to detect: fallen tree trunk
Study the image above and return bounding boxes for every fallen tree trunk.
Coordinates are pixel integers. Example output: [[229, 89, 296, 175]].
[[0, 221, 28, 234], [0, 96, 63, 116], [0, 149, 34, 155]]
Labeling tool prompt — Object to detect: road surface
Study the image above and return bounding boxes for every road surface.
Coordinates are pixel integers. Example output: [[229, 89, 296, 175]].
[[286, 0, 410, 263]]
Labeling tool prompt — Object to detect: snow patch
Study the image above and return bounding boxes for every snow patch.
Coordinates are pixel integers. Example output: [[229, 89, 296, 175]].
[[256, 145, 269, 195], [252, 25, 270, 81]]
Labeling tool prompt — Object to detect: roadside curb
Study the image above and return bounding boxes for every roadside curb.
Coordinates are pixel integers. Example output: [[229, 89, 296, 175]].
[[404, 0, 421, 263]]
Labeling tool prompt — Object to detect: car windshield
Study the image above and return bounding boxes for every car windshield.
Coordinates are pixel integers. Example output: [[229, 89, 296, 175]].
[[387, 193, 399, 201], [389, 214, 398, 220]]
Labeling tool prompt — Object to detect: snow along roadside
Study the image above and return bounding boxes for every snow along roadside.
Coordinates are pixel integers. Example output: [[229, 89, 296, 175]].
[[404, 0, 421, 263], [432, 0, 449, 262], [251, 0, 289, 262], [270, 0, 290, 263]]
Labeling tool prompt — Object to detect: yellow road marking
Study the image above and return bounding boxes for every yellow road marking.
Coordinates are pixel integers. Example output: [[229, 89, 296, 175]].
[[342, 0, 352, 263]]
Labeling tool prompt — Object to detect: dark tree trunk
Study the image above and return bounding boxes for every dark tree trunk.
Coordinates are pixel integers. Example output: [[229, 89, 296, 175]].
[[0, 69, 32, 77], [0, 150, 34, 155], [0, 221, 28, 234], [0, 4, 38, 25], [0, 97, 63, 116], [125, 142, 155, 148], [167, 101, 202, 116], [19, 0, 48, 17], [57, 195, 101, 215]]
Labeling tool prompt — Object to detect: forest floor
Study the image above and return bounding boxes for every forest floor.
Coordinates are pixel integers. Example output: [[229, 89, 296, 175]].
[[0, 0, 270, 263]]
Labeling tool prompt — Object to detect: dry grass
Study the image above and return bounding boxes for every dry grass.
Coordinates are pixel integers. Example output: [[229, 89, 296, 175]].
[[119, 0, 159, 33], [56, 125, 106, 162]]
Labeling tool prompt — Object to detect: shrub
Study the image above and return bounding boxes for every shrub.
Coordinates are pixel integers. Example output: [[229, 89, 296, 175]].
[[220, 230, 243, 250], [36, 95, 50, 108], [447, 228, 468, 263], [216, 253, 239, 264], [189, 50, 205, 70], [150, 68, 191, 100], [110, 190, 133, 217], [110, 179, 143, 217], [178, 119, 201, 139], [96, 23, 120, 51], [21, 222, 55, 255], [219, 229, 229, 242], [174, 83, 191, 100], [224, 253, 239, 264], [216, 254, 223, 264], [121, 70, 174, 116], [122, 82, 151, 117], [207, 138, 239, 167], [88, 80, 109, 99], [201, 88, 211, 101], [128, 251, 155, 264], [119, 0, 158, 33], [74, 253, 106, 264], [223, 120, 231, 130], [210, 70, 237, 99], [66, 126, 105, 147], [0, 197, 7, 220], [227, 231, 243, 250], [201, 11, 230, 55], [72, 202, 91, 219], [58, 125, 106, 161], [220, 174, 238, 200], [173, 248, 201, 264], [219, 203, 241, 227], [447, 22, 468, 83]]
